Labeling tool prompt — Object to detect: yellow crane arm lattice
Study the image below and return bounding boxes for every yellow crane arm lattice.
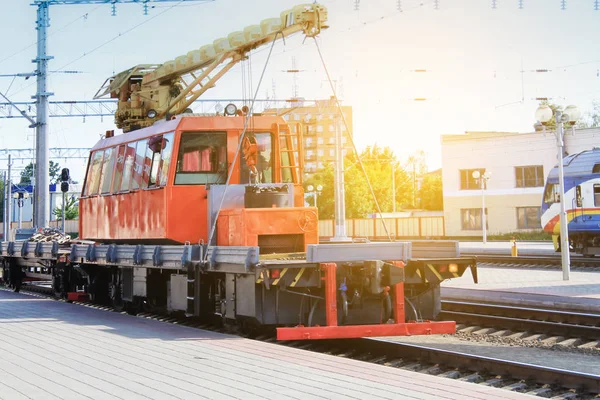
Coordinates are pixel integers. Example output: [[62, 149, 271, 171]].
[[94, 3, 328, 132]]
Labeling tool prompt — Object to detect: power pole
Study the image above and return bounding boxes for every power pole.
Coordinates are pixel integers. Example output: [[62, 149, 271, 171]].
[[34, 1, 51, 229], [31, 0, 204, 228], [6, 156, 12, 240]]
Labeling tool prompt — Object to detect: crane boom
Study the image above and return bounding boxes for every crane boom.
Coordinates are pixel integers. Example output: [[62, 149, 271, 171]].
[[94, 3, 328, 132]]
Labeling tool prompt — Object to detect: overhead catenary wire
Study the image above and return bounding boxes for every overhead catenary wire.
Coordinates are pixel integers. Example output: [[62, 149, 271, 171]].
[[7, 0, 198, 99], [0, 5, 104, 67], [312, 36, 392, 242], [203, 31, 282, 261]]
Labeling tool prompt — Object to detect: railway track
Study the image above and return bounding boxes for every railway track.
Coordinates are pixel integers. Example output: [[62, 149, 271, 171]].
[[440, 300, 600, 342], [4, 283, 600, 398], [280, 338, 600, 397], [465, 254, 600, 269]]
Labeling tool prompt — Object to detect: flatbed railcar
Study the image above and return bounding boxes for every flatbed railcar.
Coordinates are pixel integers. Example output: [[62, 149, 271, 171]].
[[0, 3, 477, 340]]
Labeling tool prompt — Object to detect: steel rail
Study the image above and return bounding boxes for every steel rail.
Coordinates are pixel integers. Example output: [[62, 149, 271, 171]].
[[463, 254, 600, 267], [440, 300, 600, 340], [350, 339, 600, 393]]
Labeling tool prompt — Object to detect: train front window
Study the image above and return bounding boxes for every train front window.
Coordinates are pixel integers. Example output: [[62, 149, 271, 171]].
[[175, 132, 227, 185], [595, 184, 600, 207], [543, 183, 560, 204]]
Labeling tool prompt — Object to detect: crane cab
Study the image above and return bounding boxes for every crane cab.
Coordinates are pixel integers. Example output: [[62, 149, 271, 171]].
[[79, 114, 316, 249]]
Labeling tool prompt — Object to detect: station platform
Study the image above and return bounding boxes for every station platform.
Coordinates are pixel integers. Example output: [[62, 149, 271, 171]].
[[0, 289, 533, 400], [459, 241, 556, 257], [442, 265, 600, 313]]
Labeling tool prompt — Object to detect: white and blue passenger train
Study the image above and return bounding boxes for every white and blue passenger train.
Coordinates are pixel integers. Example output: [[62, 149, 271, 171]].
[[541, 148, 600, 256]]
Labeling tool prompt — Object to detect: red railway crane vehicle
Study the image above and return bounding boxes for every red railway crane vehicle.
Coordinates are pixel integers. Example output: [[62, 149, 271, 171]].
[[0, 3, 476, 340]]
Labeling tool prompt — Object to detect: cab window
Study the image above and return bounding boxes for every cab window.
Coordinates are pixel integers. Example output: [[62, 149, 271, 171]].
[[146, 132, 174, 187], [84, 151, 104, 196], [240, 133, 273, 184], [175, 132, 227, 185], [111, 145, 127, 193], [131, 139, 148, 190], [119, 142, 136, 192], [159, 132, 175, 186], [99, 147, 117, 194]]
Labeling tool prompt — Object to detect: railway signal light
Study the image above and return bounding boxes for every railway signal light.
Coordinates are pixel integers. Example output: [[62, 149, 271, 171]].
[[60, 168, 70, 183]]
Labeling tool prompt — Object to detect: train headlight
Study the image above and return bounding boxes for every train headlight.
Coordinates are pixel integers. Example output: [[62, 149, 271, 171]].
[[449, 263, 458, 273], [224, 103, 238, 116]]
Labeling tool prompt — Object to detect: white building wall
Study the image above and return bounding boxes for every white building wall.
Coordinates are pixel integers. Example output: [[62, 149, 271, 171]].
[[441, 127, 600, 236]]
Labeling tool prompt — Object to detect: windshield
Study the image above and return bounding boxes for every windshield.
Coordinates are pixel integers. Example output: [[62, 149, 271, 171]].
[[543, 183, 560, 204], [175, 131, 227, 185]]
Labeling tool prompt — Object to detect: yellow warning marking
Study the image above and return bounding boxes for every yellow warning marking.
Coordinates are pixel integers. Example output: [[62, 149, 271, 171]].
[[427, 264, 443, 281], [415, 268, 428, 282], [272, 268, 288, 286], [256, 270, 267, 284], [451, 272, 460, 278], [289, 268, 305, 287]]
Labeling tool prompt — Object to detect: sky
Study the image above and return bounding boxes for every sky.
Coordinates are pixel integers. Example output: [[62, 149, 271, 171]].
[[1, 0, 600, 182]]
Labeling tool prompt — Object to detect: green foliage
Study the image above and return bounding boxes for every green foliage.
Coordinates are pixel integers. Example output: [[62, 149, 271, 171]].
[[53, 195, 79, 221], [419, 173, 443, 210], [577, 100, 600, 129], [20, 161, 61, 185], [487, 231, 551, 241], [306, 145, 416, 218]]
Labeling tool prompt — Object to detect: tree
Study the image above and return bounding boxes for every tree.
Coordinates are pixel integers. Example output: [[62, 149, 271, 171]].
[[419, 172, 443, 210], [306, 145, 415, 218], [577, 100, 600, 129], [406, 150, 428, 208], [20, 161, 61, 185], [53, 195, 79, 220]]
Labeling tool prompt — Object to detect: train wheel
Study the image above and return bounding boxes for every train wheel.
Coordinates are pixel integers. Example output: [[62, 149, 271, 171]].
[[125, 297, 142, 315], [110, 283, 124, 312], [381, 294, 392, 323]]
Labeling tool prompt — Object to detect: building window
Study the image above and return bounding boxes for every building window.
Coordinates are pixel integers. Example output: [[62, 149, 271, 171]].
[[317, 137, 324, 145], [517, 207, 541, 229], [328, 124, 335, 132], [461, 208, 488, 230], [316, 125, 324, 133], [317, 149, 324, 157], [459, 169, 485, 190], [515, 165, 544, 188], [329, 149, 335, 157]]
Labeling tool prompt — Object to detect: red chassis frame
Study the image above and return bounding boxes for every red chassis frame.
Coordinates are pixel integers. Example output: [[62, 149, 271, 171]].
[[276, 262, 456, 340]]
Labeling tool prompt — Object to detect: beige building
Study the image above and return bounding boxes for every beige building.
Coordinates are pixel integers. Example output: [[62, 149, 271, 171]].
[[264, 98, 353, 174], [441, 127, 600, 236]]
